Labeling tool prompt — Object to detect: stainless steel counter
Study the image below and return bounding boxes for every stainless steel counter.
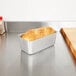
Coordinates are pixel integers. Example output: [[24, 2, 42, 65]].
[[0, 32, 76, 76]]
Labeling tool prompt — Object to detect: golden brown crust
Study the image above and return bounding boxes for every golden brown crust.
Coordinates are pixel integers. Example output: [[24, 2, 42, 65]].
[[21, 26, 55, 41]]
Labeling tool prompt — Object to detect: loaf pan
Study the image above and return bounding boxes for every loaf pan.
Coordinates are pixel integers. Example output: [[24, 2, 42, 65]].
[[18, 29, 56, 54]]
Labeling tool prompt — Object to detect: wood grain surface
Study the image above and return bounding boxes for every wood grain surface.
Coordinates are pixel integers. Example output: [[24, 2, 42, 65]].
[[61, 28, 76, 58]]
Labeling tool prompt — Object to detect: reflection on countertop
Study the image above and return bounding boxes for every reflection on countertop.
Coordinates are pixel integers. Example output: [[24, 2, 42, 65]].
[[21, 46, 55, 76]]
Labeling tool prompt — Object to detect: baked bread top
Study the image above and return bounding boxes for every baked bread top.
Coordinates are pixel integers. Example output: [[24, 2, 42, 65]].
[[21, 26, 56, 41]]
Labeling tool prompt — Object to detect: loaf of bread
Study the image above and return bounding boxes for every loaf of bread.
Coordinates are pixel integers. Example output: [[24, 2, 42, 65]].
[[21, 26, 55, 41]]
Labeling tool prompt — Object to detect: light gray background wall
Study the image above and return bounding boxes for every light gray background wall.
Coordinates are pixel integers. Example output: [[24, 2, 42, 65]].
[[0, 0, 76, 21]]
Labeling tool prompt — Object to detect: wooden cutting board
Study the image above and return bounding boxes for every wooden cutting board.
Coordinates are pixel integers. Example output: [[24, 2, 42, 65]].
[[60, 28, 76, 58]]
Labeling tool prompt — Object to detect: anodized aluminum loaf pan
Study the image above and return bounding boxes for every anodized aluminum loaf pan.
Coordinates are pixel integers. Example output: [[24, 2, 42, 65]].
[[19, 31, 56, 54]]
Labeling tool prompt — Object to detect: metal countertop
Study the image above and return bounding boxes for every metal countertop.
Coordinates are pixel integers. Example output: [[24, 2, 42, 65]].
[[0, 32, 76, 76]]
